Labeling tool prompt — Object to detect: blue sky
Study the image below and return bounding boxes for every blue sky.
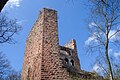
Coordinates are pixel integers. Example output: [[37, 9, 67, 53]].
[[1, 0, 99, 72]]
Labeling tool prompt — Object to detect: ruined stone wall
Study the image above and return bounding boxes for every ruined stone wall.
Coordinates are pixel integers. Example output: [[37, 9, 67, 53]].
[[69, 71, 104, 80], [21, 10, 44, 80], [40, 8, 69, 80], [21, 8, 71, 80], [64, 39, 81, 70], [21, 8, 104, 80]]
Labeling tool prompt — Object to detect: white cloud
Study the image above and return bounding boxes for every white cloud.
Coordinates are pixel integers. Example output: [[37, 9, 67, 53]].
[[108, 30, 116, 40], [114, 52, 120, 59], [108, 48, 113, 54], [16, 20, 27, 25], [85, 29, 120, 45], [108, 48, 114, 56], [85, 35, 97, 45], [6, 0, 22, 8], [85, 32, 101, 45], [92, 64, 102, 73], [108, 48, 120, 59], [108, 30, 120, 41], [89, 22, 97, 28]]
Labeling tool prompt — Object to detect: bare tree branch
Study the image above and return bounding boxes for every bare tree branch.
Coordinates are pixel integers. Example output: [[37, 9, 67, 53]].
[[109, 30, 120, 39], [0, 13, 21, 44]]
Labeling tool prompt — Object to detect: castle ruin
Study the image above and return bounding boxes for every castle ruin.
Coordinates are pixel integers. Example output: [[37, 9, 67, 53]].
[[21, 8, 104, 80]]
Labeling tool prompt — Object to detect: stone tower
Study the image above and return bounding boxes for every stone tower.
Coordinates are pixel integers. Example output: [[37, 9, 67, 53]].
[[21, 8, 104, 80], [21, 8, 80, 80]]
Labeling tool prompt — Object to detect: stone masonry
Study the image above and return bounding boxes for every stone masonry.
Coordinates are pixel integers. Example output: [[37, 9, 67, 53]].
[[21, 8, 104, 80]]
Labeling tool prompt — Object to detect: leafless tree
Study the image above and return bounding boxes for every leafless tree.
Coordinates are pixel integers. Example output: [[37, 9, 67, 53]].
[[0, 52, 21, 80], [93, 55, 120, 79], [0, 52, 10, 79], [5, 70, 21, 80], [0, 13, 21, 44], [85, 0, 120, 80], [0, 0, 9, 12]]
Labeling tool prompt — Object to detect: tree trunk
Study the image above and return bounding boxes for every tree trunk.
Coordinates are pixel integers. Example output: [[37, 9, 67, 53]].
[[105, 33, 114, 80], [0, 0, 8, 12]]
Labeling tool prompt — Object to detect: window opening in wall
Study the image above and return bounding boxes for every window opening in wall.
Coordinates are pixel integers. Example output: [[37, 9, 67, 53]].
[[64, 58, 68, 64], [70, 60, 74, 66]]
